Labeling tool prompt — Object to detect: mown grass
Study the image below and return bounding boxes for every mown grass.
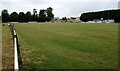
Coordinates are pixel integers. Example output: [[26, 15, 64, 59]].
[[2, 23, 14, 70], [14, 23, 118, 69], [0, 24, 2, 70]]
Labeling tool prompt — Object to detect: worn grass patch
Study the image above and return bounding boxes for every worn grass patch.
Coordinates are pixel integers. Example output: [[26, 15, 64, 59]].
[[15, 23, 118, 69], [2, 23, 14, 70]]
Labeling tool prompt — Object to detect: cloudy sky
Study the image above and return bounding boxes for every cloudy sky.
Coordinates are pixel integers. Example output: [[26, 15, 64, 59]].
[[0, 0, 119, 18]]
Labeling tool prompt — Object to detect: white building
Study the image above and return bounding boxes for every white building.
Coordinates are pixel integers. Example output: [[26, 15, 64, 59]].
[[104, 19, 114, 23], [87, 19, 115, 23], [92, 19, 104, 23], [86, 21, 96, 23]]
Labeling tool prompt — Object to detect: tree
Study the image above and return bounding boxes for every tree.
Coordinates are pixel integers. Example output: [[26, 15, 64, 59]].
[[62, 17, 67, 22], [25, 11, 32, 22], [18, 12, 25, 22], [32, 9, 38, 21], [33, 8, 37, 15], [80, 9, 120, 23], [9, 12, 18, 22], [46, 7, 54, 21], [2, 9, 9, 22], [38, 9, 46, 22], [1, 7, 55, 23], [39, 9, 46, 18]]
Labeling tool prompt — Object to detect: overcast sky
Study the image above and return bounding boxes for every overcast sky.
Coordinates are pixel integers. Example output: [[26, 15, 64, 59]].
[[0, 0, 119, 18]]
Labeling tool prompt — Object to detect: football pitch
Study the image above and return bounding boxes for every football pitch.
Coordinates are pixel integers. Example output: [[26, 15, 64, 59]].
[[12, 23, 118, 69]]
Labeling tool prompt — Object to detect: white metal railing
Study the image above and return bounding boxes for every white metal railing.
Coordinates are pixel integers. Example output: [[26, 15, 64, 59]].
[[8, 24, 20, 71], [14, 30, 19, 71], [8, 24, 21, 71]]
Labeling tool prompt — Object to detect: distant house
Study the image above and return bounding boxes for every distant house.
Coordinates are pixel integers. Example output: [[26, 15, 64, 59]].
[[67, 17, 81, 23], [93, 19, 104, 23], [54, 17, 60, 20], [75, 17, 80, 21], [52, 17, 61, 23], [86, 21, 96, 23], [104, 19, 114, 23]]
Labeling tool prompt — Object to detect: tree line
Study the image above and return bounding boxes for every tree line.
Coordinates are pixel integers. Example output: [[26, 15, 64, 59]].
[[2, 7, 54, 23], [80, 9, 120, 23]]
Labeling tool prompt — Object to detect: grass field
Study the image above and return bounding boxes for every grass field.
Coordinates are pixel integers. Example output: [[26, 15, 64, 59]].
[[2, 24, 14, 70], [0, 24, 2, 70], [14, 23, 118, 69]]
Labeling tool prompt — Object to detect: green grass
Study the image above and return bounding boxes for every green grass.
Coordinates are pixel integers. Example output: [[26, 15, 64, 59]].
[[0, 24, 2, 70], [2, 23, 14, 70], [14, 23, 118, 69]]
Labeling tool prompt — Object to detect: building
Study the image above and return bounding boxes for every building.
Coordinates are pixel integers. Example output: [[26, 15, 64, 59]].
[[104, 19, 114, 23], [90, 19, 115, 23], [67, 17, 81, 23], [75, 17, 80, 21], [54, 17, 60, 20], [52, 17, 61, 23]]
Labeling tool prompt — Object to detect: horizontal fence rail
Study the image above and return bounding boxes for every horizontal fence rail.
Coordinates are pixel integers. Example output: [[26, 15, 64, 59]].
[[14, 37, 19, 70], [8, 23, 22, 71]]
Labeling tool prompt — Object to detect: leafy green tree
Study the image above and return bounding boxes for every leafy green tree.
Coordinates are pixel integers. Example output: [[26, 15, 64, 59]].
[[39, 9, 46, 18], [2, 9, 9, 22], [46, 7, 54, 21], [1, 7, 55, 22], [25, 11, 32, 22], [18, 12, 25, 22], [32, 9, 38, 21], [38, 9, 46, 22], [62, 17, 67, 22], [80, 9, 120, 23], [33, 9, 37, 15], [9, 12, 18, 22]]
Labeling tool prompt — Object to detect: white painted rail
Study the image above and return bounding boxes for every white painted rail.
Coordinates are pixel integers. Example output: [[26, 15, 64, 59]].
[[9, 24, 21, 71], [14, 30, 19, 71], [13, 30, 17, 36]]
